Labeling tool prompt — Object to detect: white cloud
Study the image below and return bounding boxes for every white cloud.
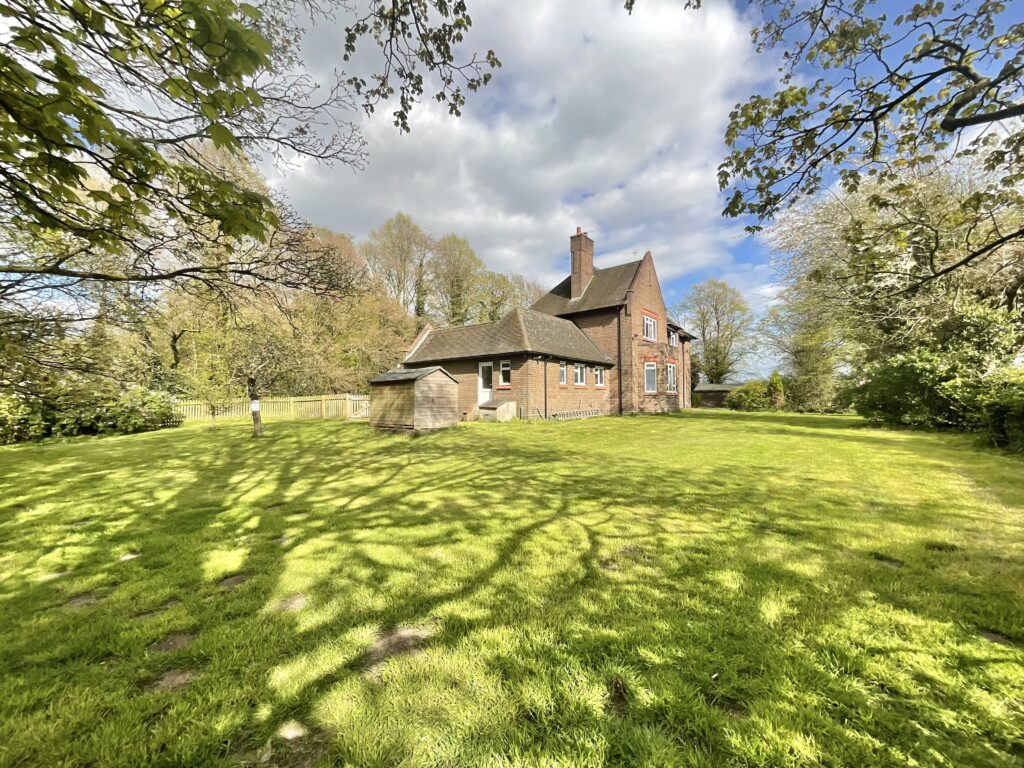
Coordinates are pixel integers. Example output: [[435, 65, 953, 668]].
[[268, 0, 772, 290]]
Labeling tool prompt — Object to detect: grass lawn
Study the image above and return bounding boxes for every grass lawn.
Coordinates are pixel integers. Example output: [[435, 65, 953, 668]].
[[1, 411, 1022, 767]]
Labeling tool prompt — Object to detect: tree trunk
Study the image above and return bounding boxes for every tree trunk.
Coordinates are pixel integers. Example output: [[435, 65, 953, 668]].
[[248, 376, 263, 438]]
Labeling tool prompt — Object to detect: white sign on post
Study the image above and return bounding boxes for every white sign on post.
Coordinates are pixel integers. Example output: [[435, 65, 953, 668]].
[[250, 400, 260, 413]]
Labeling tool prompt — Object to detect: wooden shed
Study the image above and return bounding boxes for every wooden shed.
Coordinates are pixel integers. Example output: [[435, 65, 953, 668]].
[[694, 382, 738, 408], [369, 366, 459, 431]]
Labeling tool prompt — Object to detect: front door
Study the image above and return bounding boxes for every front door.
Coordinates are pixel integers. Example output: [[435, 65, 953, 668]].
[[478, 362, 493, 405]]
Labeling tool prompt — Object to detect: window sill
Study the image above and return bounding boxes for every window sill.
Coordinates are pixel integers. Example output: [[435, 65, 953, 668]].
[[495, 385, 512, 390]]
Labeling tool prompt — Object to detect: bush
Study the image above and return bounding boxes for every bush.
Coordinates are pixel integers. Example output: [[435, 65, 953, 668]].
[[982, 368, 1024, 451], [52, 388, 181, 437], [0, 395, 46, 445], [725, 381, 771, 411], [691, 392, 703, 408], [1, 388, 181, 443]]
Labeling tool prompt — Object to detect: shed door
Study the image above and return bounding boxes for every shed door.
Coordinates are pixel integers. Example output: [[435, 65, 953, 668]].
[[478, 362, 493, 405]]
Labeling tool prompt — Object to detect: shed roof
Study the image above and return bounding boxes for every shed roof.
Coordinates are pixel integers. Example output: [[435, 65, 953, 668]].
[[694, 383, 739, 392], [404, 308, 612, 366], [369, 366, 457, 385]]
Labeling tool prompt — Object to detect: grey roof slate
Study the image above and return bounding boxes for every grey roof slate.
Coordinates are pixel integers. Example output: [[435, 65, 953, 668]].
[[404, 308, 612, 366], [370, 366, 456, 384], [530, 260, 643, 316], [694, 383, 739, 392]]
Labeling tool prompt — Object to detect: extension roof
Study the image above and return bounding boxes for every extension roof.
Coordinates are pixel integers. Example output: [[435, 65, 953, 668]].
[[404, 308, 612, 366]]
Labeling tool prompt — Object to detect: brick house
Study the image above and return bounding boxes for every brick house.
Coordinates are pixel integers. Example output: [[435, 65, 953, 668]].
[[403, 228, 694, 420]]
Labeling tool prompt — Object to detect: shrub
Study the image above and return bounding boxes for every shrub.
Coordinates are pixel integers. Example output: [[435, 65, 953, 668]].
[[691, 392, 703, 408], [108, 388, 181, 434], [3, 388, 181, 443], [982, 368, 1024, 452], [725, 381, 771, 411], [0, 395, 46, 445], [767, 370, 785, 409]]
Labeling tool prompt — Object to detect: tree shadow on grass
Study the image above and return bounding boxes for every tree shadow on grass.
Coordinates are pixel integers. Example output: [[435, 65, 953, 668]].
[[0, 416, 1021, 766]]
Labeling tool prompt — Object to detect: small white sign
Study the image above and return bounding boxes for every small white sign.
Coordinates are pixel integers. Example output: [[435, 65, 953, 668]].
[[250, 400, 260, 413]]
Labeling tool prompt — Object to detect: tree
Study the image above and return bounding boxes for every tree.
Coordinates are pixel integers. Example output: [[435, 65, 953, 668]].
[[475, 272, 544, 323], [0, 0, 498, 294], [361, 213, 434, 316], [767, 369, 785, 409], [718, 0, 1024, 284], [428, 235, 485, 326], [766, 155, 1024, 427], [758, 294, 845, 412], [675, 280, 754, 383]]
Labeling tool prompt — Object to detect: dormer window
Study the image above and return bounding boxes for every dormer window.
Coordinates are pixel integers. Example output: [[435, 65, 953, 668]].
[[643, 315, 657, 341]]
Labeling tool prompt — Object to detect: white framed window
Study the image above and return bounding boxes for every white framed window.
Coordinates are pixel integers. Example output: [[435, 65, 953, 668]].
[[574, 364, 586, 386], [644, 362, 657, 393], [669, 331, 678, 347], [643, 315, 657, 341], [499, 360, 512, 386], [559, 361, 567, 385], [595, 367, 605, 387], [667, 363, 677, 393]]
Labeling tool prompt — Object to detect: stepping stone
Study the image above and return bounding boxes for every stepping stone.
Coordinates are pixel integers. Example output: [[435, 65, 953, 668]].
[[979, 629, 1013, 646], [274, 534, 291, 546], [271, 594, 308, 613], [134, 599, 180, 621], [618, 544, 646, 559], [277, 720, 307, 740], [150, 668, 197, 692], [218, 574, 248, 590], [38, 571, 70, 583], [869, 552, 903, 569], [119, 551, 141, 562], [599, 559, 619, 572], [150, 631, 194, 653], [363, 625, 434, 677], [65, 592, 98, 608]]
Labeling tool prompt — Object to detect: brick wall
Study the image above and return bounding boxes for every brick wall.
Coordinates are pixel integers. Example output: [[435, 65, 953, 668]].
[[622, 254, 683, 414]]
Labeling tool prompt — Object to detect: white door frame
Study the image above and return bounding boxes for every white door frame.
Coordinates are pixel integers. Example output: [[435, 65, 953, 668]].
[[478, 361, 494, 405]]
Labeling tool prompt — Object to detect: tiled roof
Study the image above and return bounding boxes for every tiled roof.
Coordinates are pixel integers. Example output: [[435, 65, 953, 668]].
[[404, 308, 612, 366], [530, 260, 643, 316]]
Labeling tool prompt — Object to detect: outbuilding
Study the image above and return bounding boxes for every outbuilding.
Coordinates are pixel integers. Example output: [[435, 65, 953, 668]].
[[694, 382, 738, 408], [369, 366, 459, 432]]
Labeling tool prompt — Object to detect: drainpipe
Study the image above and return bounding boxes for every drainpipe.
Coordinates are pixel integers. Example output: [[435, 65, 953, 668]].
[[616, 308, 624, 415], [543, 358, 549, 419]]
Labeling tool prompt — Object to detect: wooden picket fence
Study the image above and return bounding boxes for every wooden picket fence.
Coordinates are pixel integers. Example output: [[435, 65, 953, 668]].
[[173, 393, 369, 423]]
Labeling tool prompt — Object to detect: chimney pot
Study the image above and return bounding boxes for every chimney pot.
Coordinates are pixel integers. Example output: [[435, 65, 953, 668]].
[[576, 226, 582, 235]]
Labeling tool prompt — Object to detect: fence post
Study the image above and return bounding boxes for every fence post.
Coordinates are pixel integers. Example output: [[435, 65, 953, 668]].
[[319, 395, 325, 419], [342, 393, 351, 419], [289, 397, 295, 419]]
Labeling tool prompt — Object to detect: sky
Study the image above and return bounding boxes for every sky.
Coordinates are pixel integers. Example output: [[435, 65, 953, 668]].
[[266, 0, 781, 314]]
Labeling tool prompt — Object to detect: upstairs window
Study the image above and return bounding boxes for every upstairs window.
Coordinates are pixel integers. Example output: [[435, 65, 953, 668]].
[[499, 360, 512, 386], [643, 315, 657, 341], [574, 364, 586, 386], [595, 368, 605, 387], [669, 331, 678, 347], [644, 362, 657, 393], [667, 363, 678, 393], [559, 362, 567, 385]]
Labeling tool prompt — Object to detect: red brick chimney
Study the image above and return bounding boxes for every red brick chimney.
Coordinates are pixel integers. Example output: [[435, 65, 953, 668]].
[[570, 227, 594, 300]]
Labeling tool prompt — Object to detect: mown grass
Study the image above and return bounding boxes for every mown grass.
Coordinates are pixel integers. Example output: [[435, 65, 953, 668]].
[[0, 410, 1022, 767]]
